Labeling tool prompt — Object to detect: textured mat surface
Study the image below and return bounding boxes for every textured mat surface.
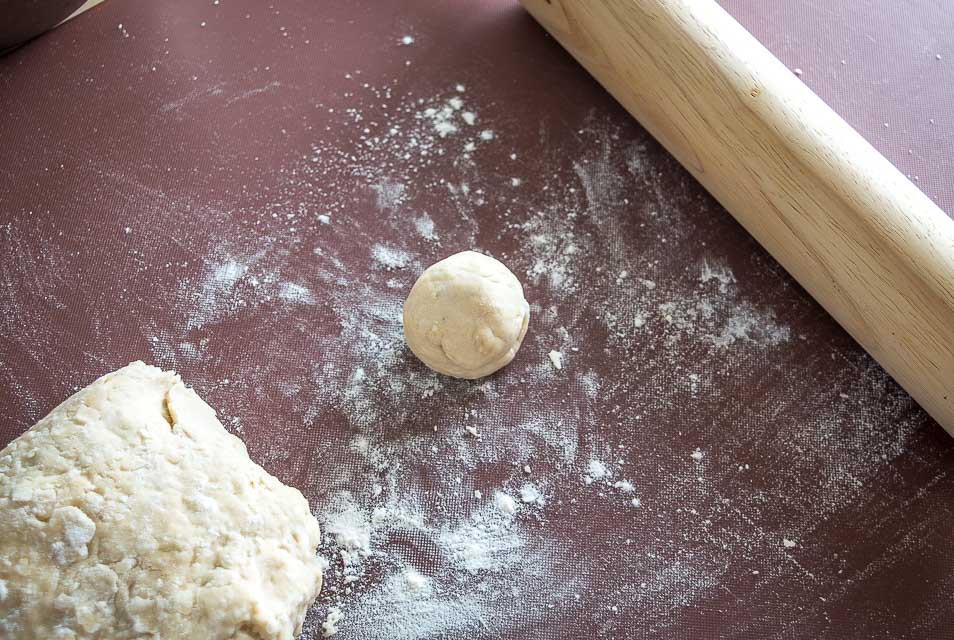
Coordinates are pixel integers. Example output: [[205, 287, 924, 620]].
[[1, 1, 952, 637]]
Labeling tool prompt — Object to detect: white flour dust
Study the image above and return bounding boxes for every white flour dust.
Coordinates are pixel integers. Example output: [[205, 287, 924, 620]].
[[309, 487, 587, 640], [180, 244, 317, 332], [413, 213, 438, 241], [60, 24, 933, 640], [134, 65, 818, 639], [370, 244, 412, 270]]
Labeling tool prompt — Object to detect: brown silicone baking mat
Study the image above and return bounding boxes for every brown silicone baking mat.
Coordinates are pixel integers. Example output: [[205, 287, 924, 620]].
[[1, 1, 953, 637]]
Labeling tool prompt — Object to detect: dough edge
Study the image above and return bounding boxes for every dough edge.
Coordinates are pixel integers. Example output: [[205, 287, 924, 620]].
[[0, 361, 323, 640]]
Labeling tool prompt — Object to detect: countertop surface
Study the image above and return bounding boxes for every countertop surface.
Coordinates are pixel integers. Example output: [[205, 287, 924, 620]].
[[1, 1, 952, 637]]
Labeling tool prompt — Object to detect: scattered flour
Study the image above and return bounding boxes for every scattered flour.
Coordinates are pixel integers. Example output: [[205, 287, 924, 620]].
[[700, 259, 736, 294], [65, 44, 930, 640], [414, 213, 437, 240], [494, 491, 517, 515], [613, 480, 635, 493], [325, 495, 372, 554], [321, 607, 343, 637], [311, 490, 586, 640], [370, 243, 412, 270], [438, 507, 526, 573], [519, 483, 545, 506], [584, 459, 612, 485], [579, 370, 601, 399], [178, 247, 321, 332], [278, 282, 314, 304], [401, 568, 430, 594], [656, 260, 790, 348], [371, 179, 407, 211]]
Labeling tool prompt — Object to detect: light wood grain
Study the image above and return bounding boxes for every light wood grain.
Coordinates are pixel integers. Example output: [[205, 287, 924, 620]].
[[60, 0, 106, 26], [521, 0, 954, 434]]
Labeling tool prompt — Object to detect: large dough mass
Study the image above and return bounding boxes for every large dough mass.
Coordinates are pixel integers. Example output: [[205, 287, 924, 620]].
[[0, 362, 323, 639]]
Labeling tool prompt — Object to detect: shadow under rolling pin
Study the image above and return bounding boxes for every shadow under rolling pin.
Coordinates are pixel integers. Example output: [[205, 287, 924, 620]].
[[520, 0, 954, 435]]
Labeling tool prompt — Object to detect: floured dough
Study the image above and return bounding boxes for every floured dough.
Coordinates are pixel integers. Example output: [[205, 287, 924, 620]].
[[0, 362, 322, 640], [403, 250, 530, 379]]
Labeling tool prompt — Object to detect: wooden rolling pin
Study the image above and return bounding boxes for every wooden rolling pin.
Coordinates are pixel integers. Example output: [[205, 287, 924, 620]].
[[520, 0, 954, 434]]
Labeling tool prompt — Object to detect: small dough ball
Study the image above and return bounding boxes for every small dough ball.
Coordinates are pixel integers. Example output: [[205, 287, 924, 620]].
[[403, 250, 530, 379]]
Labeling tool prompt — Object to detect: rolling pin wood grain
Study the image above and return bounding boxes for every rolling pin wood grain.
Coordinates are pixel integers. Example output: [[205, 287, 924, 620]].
[[521, 0, 954, 434]]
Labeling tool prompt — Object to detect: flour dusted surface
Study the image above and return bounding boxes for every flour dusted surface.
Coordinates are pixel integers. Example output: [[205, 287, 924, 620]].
[[1, 4, 948, 639], [126, 54, 931, 638]]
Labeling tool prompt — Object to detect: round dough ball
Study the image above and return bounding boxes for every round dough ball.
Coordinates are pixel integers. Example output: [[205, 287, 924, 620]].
[[403, 250, 530, 379]]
